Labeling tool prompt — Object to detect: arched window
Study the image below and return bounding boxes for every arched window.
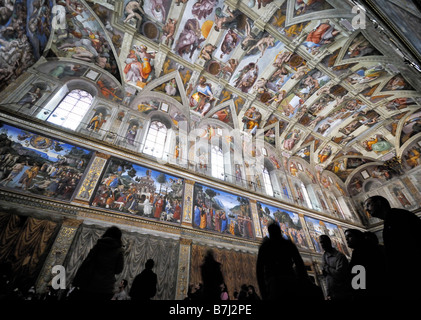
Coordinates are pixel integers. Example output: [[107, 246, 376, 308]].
[[143, 120, 169, 158], [211, 145, 224, 180], [300, 182, 313, 209], [262, 166, 274, 197], [46, 89, 93, 130]]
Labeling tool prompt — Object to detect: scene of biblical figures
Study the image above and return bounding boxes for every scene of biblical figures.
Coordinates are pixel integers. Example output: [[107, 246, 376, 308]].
[[361, 134, 392, 155], [0, 0, 53, 91], [124, 43, 157, 88], [161, 57, 193, 90], [92, 158, 184, 223], [337, 110, 380, 136], [295, 145, 311, 163], [210, 106, 234, 127], [40, 61, 88, 81], [384, 98, 416, 112], [192, 183, 254, 239], [403, 139, 421, 169], [346, 64, 387, 86], [172, 0, 223, 63], [218, 89, 245, 115], [153, 78, 182, 102], [381, 75, 414, 92], [86, 0, 124, 55], [142, 0, 172, 24], [326, 157, 371, 182], [399, 110, 421, 146], [242, 106, 262, 136], [293, 0, 334, 17], [51, 0, 120, 80], [343, 33, 382, 60], [257, 201, 310, 250], [278, 69, 330, 118], [317, 144, 332, 164], [313, 99, 370, 137], [189, 76, 217, 117], [283, 129, 302, 151], [229, 35, 285, 93], [302, 20, 342, 55], [270, 3, 310, 40], [320, 49, 357, 76], [0, 122, 93, 200], [304, 216, 349, 256]]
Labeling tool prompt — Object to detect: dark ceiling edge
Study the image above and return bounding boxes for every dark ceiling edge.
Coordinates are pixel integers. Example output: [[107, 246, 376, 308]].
[[357, 0, 421, 68], [412, 0, 421, 13]]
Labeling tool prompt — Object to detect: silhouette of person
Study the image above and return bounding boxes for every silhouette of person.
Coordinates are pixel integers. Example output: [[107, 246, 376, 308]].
[[72, 226, 125, 300], [237, 284, 249, 300], [200, 250, 224, 300], [344, 228, 370, 299], [364, 196, 421, 299], [319, 235, 352, 300], [246, 285, 260, 300], [363, 231, 388, 297], [130, 259, 158, 300], [256, 222, 309, 300], [345, 228, 388, 299]]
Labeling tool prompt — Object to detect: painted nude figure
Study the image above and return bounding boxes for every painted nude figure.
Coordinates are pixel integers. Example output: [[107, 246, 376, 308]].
[[124, 0, 145, 24]]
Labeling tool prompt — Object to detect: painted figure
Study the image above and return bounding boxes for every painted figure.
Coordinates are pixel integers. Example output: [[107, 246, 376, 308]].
[[190, 76, 214, 116], [87, 112, 106, 132], [126, 125, 138, 145], [124, 45, 156, 87]]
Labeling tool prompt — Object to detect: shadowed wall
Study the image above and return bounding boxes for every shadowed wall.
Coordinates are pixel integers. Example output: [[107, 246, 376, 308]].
[[190, 244, 260, 299]]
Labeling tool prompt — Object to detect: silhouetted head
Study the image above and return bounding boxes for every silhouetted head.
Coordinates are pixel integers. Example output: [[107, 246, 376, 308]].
[[102, 226, 122, 241], [364, 231, 379, 247], [267, 221, 282, 239], [145, 259, 155, 269], [364, 196, 390, 220], [344, 229, 365, 249], [204, 249, 216, 263], [319, 234, 333, 252]]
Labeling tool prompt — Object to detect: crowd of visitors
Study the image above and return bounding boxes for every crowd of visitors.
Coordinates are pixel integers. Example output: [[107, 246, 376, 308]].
[[1, 196, 420, 301]]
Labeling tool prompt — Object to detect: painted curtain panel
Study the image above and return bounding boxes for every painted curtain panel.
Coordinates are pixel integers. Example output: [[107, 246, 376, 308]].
[[192, 183, 254, 239], [0, 122, 93, 200], [65, 224, 180, 300], [0, 211, 60, 292], [91, 158, 184, 223], [304, 216, 349, 257], [256, 201, 311, 250], [190, 244, 259, 300]]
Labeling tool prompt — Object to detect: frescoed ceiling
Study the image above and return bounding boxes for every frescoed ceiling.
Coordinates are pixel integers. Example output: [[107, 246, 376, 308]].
[[1, 0, 421, 206], [358, 0, 421, 64]]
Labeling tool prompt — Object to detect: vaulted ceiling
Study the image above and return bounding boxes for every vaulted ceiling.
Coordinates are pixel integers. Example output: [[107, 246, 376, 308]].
[[1, 0, 421, 209]]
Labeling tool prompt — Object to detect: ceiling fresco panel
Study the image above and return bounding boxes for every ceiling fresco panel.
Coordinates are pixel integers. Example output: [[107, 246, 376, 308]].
[[2, 0, 421, 226]]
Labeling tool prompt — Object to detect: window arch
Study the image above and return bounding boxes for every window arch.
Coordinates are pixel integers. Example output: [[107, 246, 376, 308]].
[[279, 174, 291, 201], [46, 89, 93, 130], [262, 165, 274, 197], [300, 182, 313, 209], [195, 124, 233, 181], [211, 145, 224, 180], [143, 120, 170, 158]]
